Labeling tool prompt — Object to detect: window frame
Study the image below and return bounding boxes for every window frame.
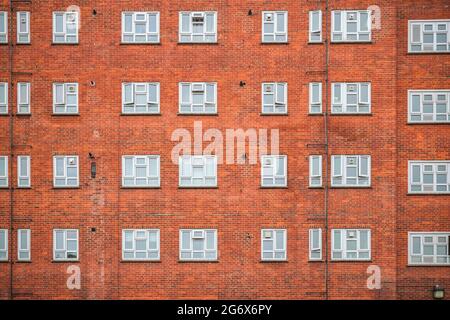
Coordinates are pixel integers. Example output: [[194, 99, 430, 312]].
[[0, 229, 7, 261], [309, 155, 323, 188], [178, 11, 217, 43], [53, 229, 79, 261], [331, 82, 371, 114], [121, 12, 160, 44], [0, 82, 8, 114], [0, 11, 7, 43], [179, 82, 217, 114], [309, 10, 322, 43], [331, 10, 371, 43], [53, 155, 79, 188], [0, 156, 8, 188], [17, 155, 31, 188], [122, 82, 160, 114], [331, 229, 371, 261], [408, 160, 450, 194], [179, 229, 218, 261], [309, 82, 322, 114], [261, 82, 287, 114], [408, 20, 450, 53], [408, 90, 450, 123], [17, 11, 30, 44], [52, 11, 79, 44], [179, 155, 217, 188], [17, 229, 31, 261], [261, 155, 287, 188], [121, 155, 160, 188], [408, 232, 450, 266], [261, 229, 287, 261], [53, 83, 79, 114], [17, 82, 30, 114], [122, 229, 160, 261], [331, 155, 371, 187], [262, 11, 288, 43], [309, 228, 322, 261]]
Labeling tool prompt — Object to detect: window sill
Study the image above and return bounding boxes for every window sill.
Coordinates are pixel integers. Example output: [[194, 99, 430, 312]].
[[121, 186, 161, 189], [308, 259, 324, 262], [330, 186, 372, 189], [178, 260, 219, 263], [261, 42, 289, 45], [0, 260, 10, 263], [0, 113, 9, 116], [407, 192, 450, 196], [177, 113, 218, 116], [121, 260, 161, 263], [260, 186, 288, 189], [308, 186, 324, 189], [51, 43, 79, 46], [408, 51, 450, 55], [15, 260, 32, 263], [260, 260, 288, 263], [53, 186, 80, 189], [15, 42, 31, 46], [17, 187, 32, 189], [16, 113, 31, 117], [260, 113, 288, 116], [330, 113, 372, 116], [330, 259, 372, 263], [408, 264, 450, 267], [407, 121, 450, 125], [120, 42, 161, 45], [308, 41, 323, 45], [121, 113, 161, 116], [308, 113, 324, 116], [331, 41, 372, 44], [178, 186, 218, 189], [52, 113, 80, 116], [52, 260, 80, 263], [177, 42, 218, 45]]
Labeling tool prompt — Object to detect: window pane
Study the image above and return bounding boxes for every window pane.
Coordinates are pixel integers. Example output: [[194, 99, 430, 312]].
[[181, 14, 190, 33], [276, 157, 285, 175], [275, 231, 284, 250], [333, 230, 341, 249], [276, 13, 285, 32], [55, 14, 63, 33], [360, 231, 369, 249], [55, 231, 64, 250]]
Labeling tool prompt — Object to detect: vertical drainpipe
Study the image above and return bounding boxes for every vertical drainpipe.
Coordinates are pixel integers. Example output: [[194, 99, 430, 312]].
[[324, 0, 330, 301], [8, 0, 14, 301]]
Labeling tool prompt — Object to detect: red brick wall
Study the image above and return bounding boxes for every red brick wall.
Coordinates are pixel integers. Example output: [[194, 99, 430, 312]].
[[0, 0, 448, 300]]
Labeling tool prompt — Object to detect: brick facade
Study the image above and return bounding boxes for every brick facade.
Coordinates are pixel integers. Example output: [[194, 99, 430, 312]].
[[0, 0, 449, 300]]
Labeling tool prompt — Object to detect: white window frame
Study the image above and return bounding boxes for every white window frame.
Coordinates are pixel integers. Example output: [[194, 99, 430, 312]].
[[262, 82, 287, 114], [53, 83, 79, 114], [17, 82, 30, 114], [309, 82, 322, 114], [261, 155, 287, 188], [0, 11, 7, 43], [409, 232, 450, 266], [331, 155, 371, 187], [309, 10, 322, 43], [17, 229, 31, 261], [122, 229, 160, 261], [121, 12, 160, 43], [17, 11, 30, 44], [262, 11, 288, 43], [122, 155, 160, 188], [408, 20, 450, 53], [332, 229, 371, 261], [17, 155, 31, 188], [332, 82, 371, 114], [179, 12, 217, 43], [52, 11, 79, 44], [0, 156, 8, 188], [309, 155, 322, 187], [53, 155, 79, 188], [179, 229, 218, 261], [261, 229, 287, 261], [309, 228, 322, 261], [53, 229, 79, 261], [408, 161, 450, 194], [331, 10, 371, 43], [179, 155, 217, 188], [0, 82, 7, 114], [179, 82, 217, 114], [408, 90, 450, 123], [122, 82, 160, 114], [0, 229, 7, 261]]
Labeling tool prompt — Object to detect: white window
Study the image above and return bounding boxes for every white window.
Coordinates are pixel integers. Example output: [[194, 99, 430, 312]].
[[179, 155, 217, 187], [122, 12, 159, 43], [0, 156, 8, 188], [309, 228, 322, 260], [331, 10, 371, 42], [0, 82, 7, 114], [180, 229, 217, 261], [122, 229, 160, 261], [179, 82, 217, 114], [0, 229, 7, 261], [262, 11, 288, 43], [261, 229, 287, 261], [309, 10, 322, 42], [17, 155, 30, 188], [53, 83, 78, 114], [309, 82, 322, 114], [332, 229, 371, 261], [261, 155, 287, 187], [53, 156, 79, 188], [332, 155, 371, 187], [409, 161, 450, 194], [17, 229, 31, 261], [0, 12, 7, 43], [409, 20, 450, 53], [122, 82, 159, 114], [409, 232, 450, 266], [17, 82, 30, 114], [332, 83, 371, 114], [53, 11, 79, 43], [408, 90, 450, 123], [262, 82, 287, 114], [122, 155, 160, 188], [179, 12, 217, 43], [53, 229, 79, 261], [309, 155, 322, 187], [17, 12, 30, 44]]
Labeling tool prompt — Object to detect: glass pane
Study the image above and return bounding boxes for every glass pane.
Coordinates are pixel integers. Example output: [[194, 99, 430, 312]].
[[412, 165, 421, 183], [411, 95, 420, 112], [55, 14, 63, 33], [412, 24, 421, 42], [276, 13, 285, 32], [312, 12, 320, 31], [0, 231, 5, 249], [0, 13, 4, 33], [360, 231, 369, 249], [333, 84, 341, 103], [0, 158, 5, 176], [423, 245, 434, 255], [181, 14, 190, 33], [124, 14, 132, 33], [263, 239, 273, 251], [55, 231, 64, 250], [333, 230, 341, 249], [56, 158, 64, 176], [135, 239, 146, 251], [333, 12, 341, 31], [333, 156, 341, 176], [276, 158, 285, 176], [206, 231, 215, 250], [205, 14, 214, 32], [181, 84, 190, 103], [148, 14, 157, 33], [181, 231, 190, 250], [275, 231, 285, 250], [148, 232, 158, 249], [20, 157, 28, 176], [360, 12, 369, 31], [124, 231, 133, 250], [412, 237, 421, 254]]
